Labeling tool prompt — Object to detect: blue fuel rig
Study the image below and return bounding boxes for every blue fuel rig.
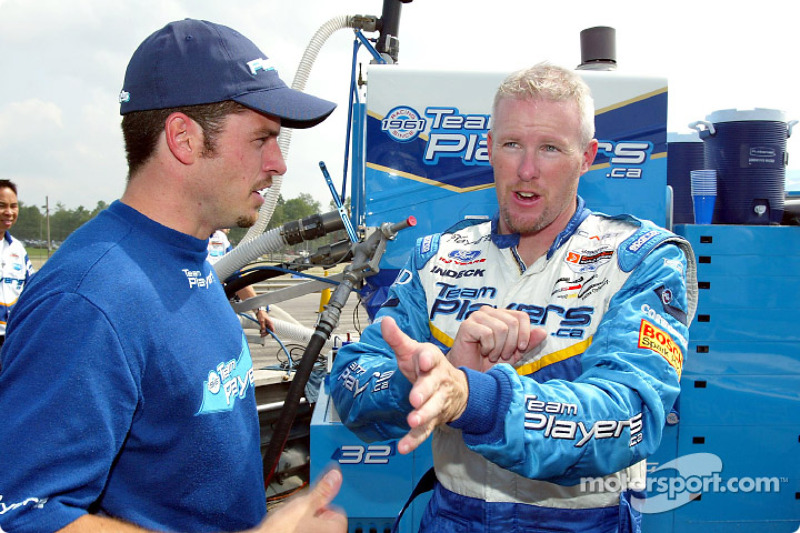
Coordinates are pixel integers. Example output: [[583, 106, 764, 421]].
[[217, 2, 800, 530]]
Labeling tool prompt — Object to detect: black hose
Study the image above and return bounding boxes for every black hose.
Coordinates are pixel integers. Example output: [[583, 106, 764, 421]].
[[281, 211, 345, 246], [262, 263, 358, 485], [377, 0, 412, 63], [261, 216, 416, 486], [223, 239, 353, 298], [262, 328, 331, 485]]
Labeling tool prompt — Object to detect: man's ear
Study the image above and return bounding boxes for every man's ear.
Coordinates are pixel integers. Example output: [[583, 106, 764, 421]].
[[580, 139, 599, 175], [165, 112, 202, 165]]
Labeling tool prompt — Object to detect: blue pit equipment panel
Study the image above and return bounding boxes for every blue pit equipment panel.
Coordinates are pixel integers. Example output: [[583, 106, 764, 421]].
[[310, 379, 432, 533], [641, 224, 800, 531]]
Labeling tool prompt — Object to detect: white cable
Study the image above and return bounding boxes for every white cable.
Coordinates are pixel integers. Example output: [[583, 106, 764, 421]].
[[271, 318, 334, 350], [243, 315, 333, 352], [241, 15, 354, 243], [213, 227, 286, 282]]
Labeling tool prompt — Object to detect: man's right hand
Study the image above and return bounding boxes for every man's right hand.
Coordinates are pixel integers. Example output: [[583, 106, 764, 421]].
[[381, 317, 470, 455]]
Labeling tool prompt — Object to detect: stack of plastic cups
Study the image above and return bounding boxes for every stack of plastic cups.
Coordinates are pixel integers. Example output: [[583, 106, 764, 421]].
[[690, 170, 717, 224]]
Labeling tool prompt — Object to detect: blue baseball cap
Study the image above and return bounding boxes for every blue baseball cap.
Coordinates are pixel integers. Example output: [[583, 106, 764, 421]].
[[119, 19, 336, 129]]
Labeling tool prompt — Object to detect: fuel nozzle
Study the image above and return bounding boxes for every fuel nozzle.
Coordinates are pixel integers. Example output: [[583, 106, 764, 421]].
[[280, 211, 345, 245]]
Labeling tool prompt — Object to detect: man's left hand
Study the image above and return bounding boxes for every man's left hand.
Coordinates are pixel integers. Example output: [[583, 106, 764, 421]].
[[448, 306, 546, 371], [255, 309, 273, 337]]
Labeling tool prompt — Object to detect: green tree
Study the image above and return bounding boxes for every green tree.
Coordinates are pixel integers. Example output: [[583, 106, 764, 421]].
[[267, 194, 286, 229], [12, 202, 44, 241], [49, 203, 93, 242], [91, 201, 109, 218], [283, 193, 320, 222]]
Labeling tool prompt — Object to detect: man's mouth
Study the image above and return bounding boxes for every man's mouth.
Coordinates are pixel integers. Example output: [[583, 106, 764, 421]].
[[254, 178, 273, 196], [516, 191, 539, 200], [253, 184, 271, 197]]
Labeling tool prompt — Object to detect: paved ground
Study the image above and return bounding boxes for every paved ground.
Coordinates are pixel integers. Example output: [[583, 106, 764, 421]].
[[247, 287, 368, 508], [249, 287, 367, 387]]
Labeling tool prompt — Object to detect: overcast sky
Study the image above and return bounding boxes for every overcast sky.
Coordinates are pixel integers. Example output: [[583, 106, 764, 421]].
[[1, 0, 799, 213]]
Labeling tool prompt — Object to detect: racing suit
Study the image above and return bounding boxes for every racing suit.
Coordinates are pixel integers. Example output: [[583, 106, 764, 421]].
[[207, 229, 233, 264], [331, 199, 698, 532], [0, 231, 34, 338]]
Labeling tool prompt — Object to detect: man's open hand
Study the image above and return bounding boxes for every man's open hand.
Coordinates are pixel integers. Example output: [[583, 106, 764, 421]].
[[381, 317, 469, 455]]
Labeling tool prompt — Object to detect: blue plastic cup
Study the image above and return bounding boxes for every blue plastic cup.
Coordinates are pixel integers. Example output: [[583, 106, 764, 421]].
[[690, 169, 718, 195], [693, 194, 716, 224]]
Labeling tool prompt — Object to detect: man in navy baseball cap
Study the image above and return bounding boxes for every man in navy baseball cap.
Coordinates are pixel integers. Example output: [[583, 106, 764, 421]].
[[120, 18, 335, 128], [0, 18, 346, 533]]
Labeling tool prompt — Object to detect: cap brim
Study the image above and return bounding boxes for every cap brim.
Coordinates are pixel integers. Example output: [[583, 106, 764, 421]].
[[234, 87, 336, 129]]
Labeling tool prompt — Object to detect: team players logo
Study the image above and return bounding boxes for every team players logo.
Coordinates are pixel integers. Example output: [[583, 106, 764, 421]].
[[197, 334, 256, 414]]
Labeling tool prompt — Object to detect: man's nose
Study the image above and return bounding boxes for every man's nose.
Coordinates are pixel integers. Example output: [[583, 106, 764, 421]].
[[265, 144, 287, 176], [517, 150, 539, 181]]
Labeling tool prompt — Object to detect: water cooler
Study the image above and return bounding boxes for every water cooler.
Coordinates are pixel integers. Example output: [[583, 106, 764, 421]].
[[690, 108, 796, 225]]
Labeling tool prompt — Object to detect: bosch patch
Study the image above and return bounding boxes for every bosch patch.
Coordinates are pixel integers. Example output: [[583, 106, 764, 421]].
[[638, 319, 683, 377]]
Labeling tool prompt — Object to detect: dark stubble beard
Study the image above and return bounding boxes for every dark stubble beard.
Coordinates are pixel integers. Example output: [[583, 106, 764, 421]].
[[236, 193, 266, 228], [500, 203, 552, 235], [236, 213, 258, 229]]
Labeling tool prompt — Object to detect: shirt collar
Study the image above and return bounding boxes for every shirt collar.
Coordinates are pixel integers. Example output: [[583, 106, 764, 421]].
[[490, 196, 591, 259]]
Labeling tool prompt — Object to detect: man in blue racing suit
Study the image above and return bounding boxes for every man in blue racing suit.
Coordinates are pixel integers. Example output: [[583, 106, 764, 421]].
[[331, 63, 698, 532]]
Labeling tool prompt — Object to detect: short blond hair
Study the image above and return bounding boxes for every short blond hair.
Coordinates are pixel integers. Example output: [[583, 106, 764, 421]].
[[491, 62, 595, 146]]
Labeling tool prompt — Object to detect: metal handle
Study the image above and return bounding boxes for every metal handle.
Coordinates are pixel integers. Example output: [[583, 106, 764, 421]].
[[688, 120, 716, 137], [788, 120, 798, 138]]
